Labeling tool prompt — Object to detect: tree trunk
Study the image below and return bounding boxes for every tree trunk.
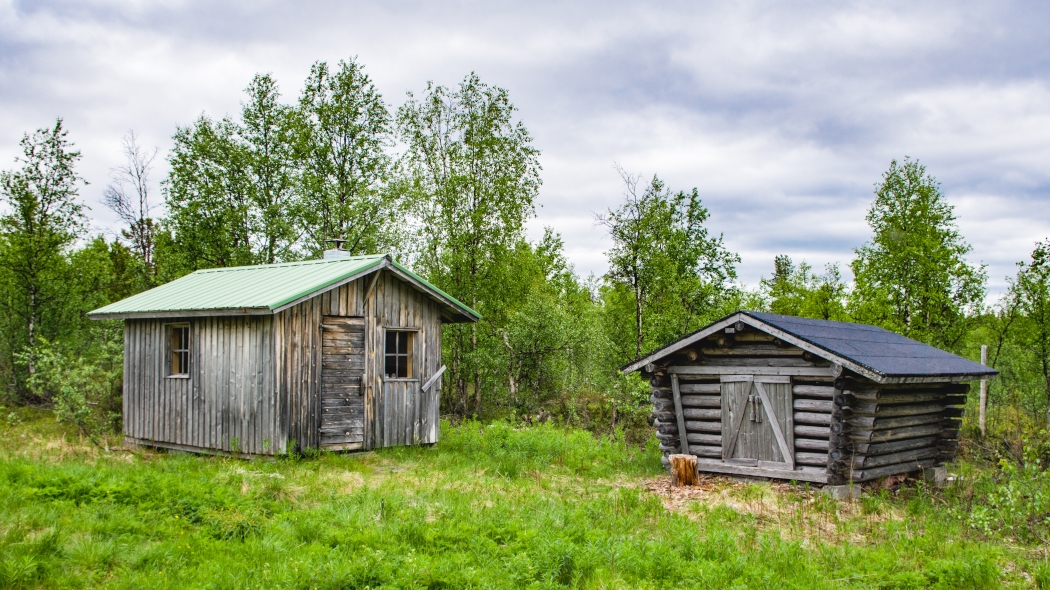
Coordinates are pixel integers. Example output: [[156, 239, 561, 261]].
[[472, 323, 481, 418], [634, 275, 643, 359], [27, 286, 36, 376]]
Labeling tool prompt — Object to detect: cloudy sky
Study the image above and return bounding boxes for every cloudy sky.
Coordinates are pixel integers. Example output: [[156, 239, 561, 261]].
[[1, 1, 1048, 297]]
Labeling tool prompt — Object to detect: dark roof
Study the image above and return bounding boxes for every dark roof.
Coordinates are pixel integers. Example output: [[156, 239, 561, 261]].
[[622, 311, 998, 382], [744, 312, 996, 379]]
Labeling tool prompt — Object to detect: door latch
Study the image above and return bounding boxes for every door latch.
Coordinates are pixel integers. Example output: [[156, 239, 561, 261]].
[[748, 394, 762, 423]]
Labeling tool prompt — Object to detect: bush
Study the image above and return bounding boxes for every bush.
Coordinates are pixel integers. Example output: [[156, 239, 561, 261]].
[[961, 443, 1050, 543], [17, 339, 122, 439]]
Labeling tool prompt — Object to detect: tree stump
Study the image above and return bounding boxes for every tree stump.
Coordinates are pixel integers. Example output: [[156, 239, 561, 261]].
[[669, 454, 699, 487]]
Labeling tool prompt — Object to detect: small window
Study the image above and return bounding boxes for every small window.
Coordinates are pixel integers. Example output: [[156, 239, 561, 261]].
[[384, 330, 413, 378], [169, 324, 190, 377]]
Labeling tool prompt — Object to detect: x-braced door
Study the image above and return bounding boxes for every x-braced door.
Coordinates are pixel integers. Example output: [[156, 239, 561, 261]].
[[720, 376, 794, 469]]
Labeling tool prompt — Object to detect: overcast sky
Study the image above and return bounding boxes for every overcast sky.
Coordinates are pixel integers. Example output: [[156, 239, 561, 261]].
[[1, 1, 1048, 297]]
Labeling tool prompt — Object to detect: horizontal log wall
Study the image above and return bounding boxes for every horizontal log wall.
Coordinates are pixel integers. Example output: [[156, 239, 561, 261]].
[[791, 378, 835, 469], [647, 328, 835, 478], [828, 379, 969, 483]]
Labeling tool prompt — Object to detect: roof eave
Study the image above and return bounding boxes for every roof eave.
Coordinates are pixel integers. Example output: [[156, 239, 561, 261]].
[[385, 260, 481, 322], [621, 310, 1001, 385], [87, 307, 273, 320]]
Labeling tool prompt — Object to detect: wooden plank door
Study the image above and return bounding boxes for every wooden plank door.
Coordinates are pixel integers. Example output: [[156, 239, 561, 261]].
[[320, 316, 366, 449], [720, 376, 794, 469]]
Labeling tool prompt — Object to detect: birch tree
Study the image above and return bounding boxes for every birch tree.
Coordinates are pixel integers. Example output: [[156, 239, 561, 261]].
[[0, 119, 86, 388], [299, 59, 399, 255], [849, 158, 985, 349], [398, 73, 541, 416], [597, 167, 738, 360], [104, 130, 158, 282]]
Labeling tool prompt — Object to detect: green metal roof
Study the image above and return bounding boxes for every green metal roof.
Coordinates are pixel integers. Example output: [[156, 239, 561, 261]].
[[87, 254, 480, 322]]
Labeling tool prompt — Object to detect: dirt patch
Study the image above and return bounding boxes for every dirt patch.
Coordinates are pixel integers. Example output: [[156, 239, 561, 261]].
[[643, 473, 911, 545]]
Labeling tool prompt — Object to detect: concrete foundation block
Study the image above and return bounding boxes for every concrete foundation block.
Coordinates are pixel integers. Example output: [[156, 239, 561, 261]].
[[824, 484, 862, 501], [924, 466, 947, 488]]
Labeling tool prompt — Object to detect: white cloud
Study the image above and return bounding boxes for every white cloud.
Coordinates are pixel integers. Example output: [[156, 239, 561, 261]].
[[0, 0, 1047, 299]]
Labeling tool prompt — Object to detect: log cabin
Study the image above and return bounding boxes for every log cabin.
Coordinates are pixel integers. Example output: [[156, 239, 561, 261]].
[[622, 311, 996, 485], [87, 251, 479, 456]]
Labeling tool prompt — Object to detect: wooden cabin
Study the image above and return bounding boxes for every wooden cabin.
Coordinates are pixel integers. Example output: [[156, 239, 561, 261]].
[[88, 252, 479, 456], [623, 312, 996, 485]]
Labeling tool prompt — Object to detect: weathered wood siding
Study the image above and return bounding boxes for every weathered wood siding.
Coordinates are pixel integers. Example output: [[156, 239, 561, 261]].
[[647, 329, 834, 483], [123, 316, 276, 455], [368, 271, 443, 448], [274, 270, 443, 452], [125, 268, 447, 456]]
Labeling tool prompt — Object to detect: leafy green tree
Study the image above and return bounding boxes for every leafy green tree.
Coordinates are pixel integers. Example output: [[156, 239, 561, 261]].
[[398, 73, 541, 416], [597, 167, 739, 361], [849, 158, 985, 349], [241, 74, 302, 263], [761, 255, 848, 320], [164, 74, 308, 272], [163, 115, 253, 273], [1011, 240, 1050, 426], [0, 119, 86, 391], [299, 59, 400, 255], [494, 231, 602, 414]]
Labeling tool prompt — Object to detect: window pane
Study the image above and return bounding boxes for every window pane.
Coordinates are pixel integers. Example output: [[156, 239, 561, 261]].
[[170, 325, 190, 375], [386, 333, 397, 354], [397, 356, 407, 378], [398, 332, 408, 354], [385, 354, 396, 377]]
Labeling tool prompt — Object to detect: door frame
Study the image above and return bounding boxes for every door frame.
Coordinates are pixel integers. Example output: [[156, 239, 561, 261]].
[[720, 375, 794, 470], [319, 315, 367, 451]]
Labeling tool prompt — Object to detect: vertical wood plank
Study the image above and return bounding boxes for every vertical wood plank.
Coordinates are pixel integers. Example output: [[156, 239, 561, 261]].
[[671, 375, 689, 455]]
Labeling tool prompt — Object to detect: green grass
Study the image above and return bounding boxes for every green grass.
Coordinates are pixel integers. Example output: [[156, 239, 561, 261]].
[[0, 409, 1045, 588]]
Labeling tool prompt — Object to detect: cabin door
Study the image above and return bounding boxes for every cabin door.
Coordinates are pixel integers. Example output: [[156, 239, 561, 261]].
[[320, 316, 366, 449], [720, 376, 795, 469]]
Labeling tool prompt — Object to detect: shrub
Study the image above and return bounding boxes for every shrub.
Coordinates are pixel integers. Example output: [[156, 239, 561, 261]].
[[17, 339, 122, 439]]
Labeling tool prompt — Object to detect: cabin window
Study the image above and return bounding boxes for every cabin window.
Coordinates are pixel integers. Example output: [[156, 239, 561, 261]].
[[384, 330, 413, 378], [168, 324, 190, 377]]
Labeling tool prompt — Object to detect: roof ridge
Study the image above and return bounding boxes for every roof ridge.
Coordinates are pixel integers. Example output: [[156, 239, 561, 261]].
[[195, 254, 386, 273]]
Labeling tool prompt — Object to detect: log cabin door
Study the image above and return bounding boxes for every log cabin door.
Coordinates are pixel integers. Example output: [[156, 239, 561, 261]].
[[320, 316, 366, 449], [720, 376, 794, 469]]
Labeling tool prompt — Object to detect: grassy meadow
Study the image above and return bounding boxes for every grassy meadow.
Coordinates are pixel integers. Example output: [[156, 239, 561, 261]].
[[0, 407, 1047, 589]]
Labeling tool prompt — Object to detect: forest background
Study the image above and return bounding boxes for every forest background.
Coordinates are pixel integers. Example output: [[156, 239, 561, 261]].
[[1, 59, 1048, 458]]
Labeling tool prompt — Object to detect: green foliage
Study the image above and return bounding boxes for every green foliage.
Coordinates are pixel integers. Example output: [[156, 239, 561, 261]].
[[299, 58, 401, 256], [1009, 240, 1050, 425], [0, 119, 88, 398], [962, 444, 1050, 543], [17, 339, 122, 438], [163, 114, 255, 273], [598, 169, 739, 361], [398, 72, 542, 417], [760, 255, 848, 321], [849, 158, 986, 350], [241, 73, 302, 264]]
